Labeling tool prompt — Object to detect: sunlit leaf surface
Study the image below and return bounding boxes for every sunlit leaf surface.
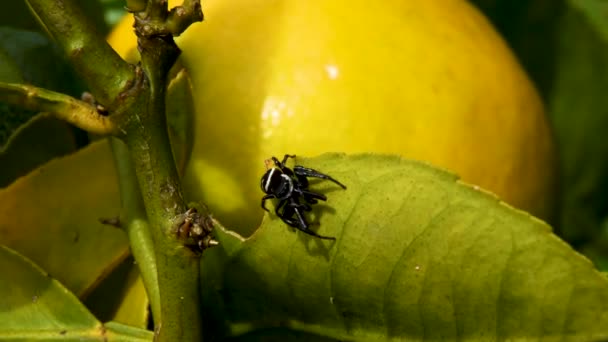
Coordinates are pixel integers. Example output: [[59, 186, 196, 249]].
[[201, 154, 608, 341]]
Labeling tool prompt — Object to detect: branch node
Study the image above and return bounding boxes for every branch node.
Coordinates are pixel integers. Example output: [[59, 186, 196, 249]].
[[133, 0, 203, 38], [174, 206, 217, 254]]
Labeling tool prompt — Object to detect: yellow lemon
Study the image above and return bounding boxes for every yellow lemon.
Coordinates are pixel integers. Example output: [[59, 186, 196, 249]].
[[109, 0, 557, 234]]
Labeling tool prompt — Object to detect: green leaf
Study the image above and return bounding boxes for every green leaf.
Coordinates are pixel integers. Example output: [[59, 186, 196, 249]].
[[0, 48, 22, 84], [0, 28, 37, 148], [104, 322, 153, 341], [0, 140, 129, 297], [223, 328, 340, 341], [109, 270, 148, 329], [0, 245, 99, 338], [0, 113, 77, 187], [470, 0, 608, 264], [85, 257, 149, 329], [201, 154, 608, 341], [0, 28, 80, 176], [166, 67, 195, 176], [567, 0, 608, 42], [0, 245, 152, 341], [548, 4, 608, 249]]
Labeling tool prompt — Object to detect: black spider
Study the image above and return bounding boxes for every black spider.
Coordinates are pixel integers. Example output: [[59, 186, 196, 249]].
[[260, 154, 346, 240]]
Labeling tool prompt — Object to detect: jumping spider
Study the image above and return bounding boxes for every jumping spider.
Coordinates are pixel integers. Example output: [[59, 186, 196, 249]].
[[260, 154, 346, 240]]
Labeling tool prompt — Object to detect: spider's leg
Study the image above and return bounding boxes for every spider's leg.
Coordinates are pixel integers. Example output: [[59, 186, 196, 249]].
[[279, 215, 300, 228], [272, 154, 296, 168], [299, 189, 327, 203], [271, 156, 282, 168], [274, 199, 289, 218], [261, 194, 276, 212], [293, 165, 347, 189], [277, 198, 312, 217], [276, 202, 299, 228], [290, 199, 335, 240], [288, 193, 313, 210], [272, 155, 297, 174], [295, 174, 310, 188], [292, 202, 313, 211], [281, 154, 296, 164]]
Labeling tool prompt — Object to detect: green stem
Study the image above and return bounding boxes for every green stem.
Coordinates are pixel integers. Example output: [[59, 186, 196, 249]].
[[124, 37, 202, 340], [109, 137, 160, 322], [0, 82, 118, 135], [25, 0, 134, 107], [25, 1, 206, 340]]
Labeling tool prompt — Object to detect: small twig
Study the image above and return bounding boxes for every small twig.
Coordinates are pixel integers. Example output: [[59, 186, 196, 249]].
[[125, 0, 147, 12], [109, 138, 160, 323], [26, 0, 135, 108], [131, 0, 203, 38], [0, 83, 119, 136], [167, 0, 203, 36]]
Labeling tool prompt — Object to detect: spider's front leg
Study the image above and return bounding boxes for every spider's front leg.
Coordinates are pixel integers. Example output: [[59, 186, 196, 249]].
[[261, 194, 276, 212], [281, 154, 296, 164], [271, 154, 296, 173], [293, 165, 347, 189], [271, 154, 297, 171]]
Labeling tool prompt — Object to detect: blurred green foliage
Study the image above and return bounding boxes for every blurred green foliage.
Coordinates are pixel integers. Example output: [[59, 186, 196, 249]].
[[99, 0, 129, 27], [0, 2, 108, 34], [471, 0, 608, 268]]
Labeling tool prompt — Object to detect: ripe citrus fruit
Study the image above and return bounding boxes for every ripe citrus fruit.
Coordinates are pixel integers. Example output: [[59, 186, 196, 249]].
[[109, 0, 557, 234]]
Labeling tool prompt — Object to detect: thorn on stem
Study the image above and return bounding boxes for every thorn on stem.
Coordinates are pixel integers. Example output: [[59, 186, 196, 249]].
[[99, 216, 122, 229]]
